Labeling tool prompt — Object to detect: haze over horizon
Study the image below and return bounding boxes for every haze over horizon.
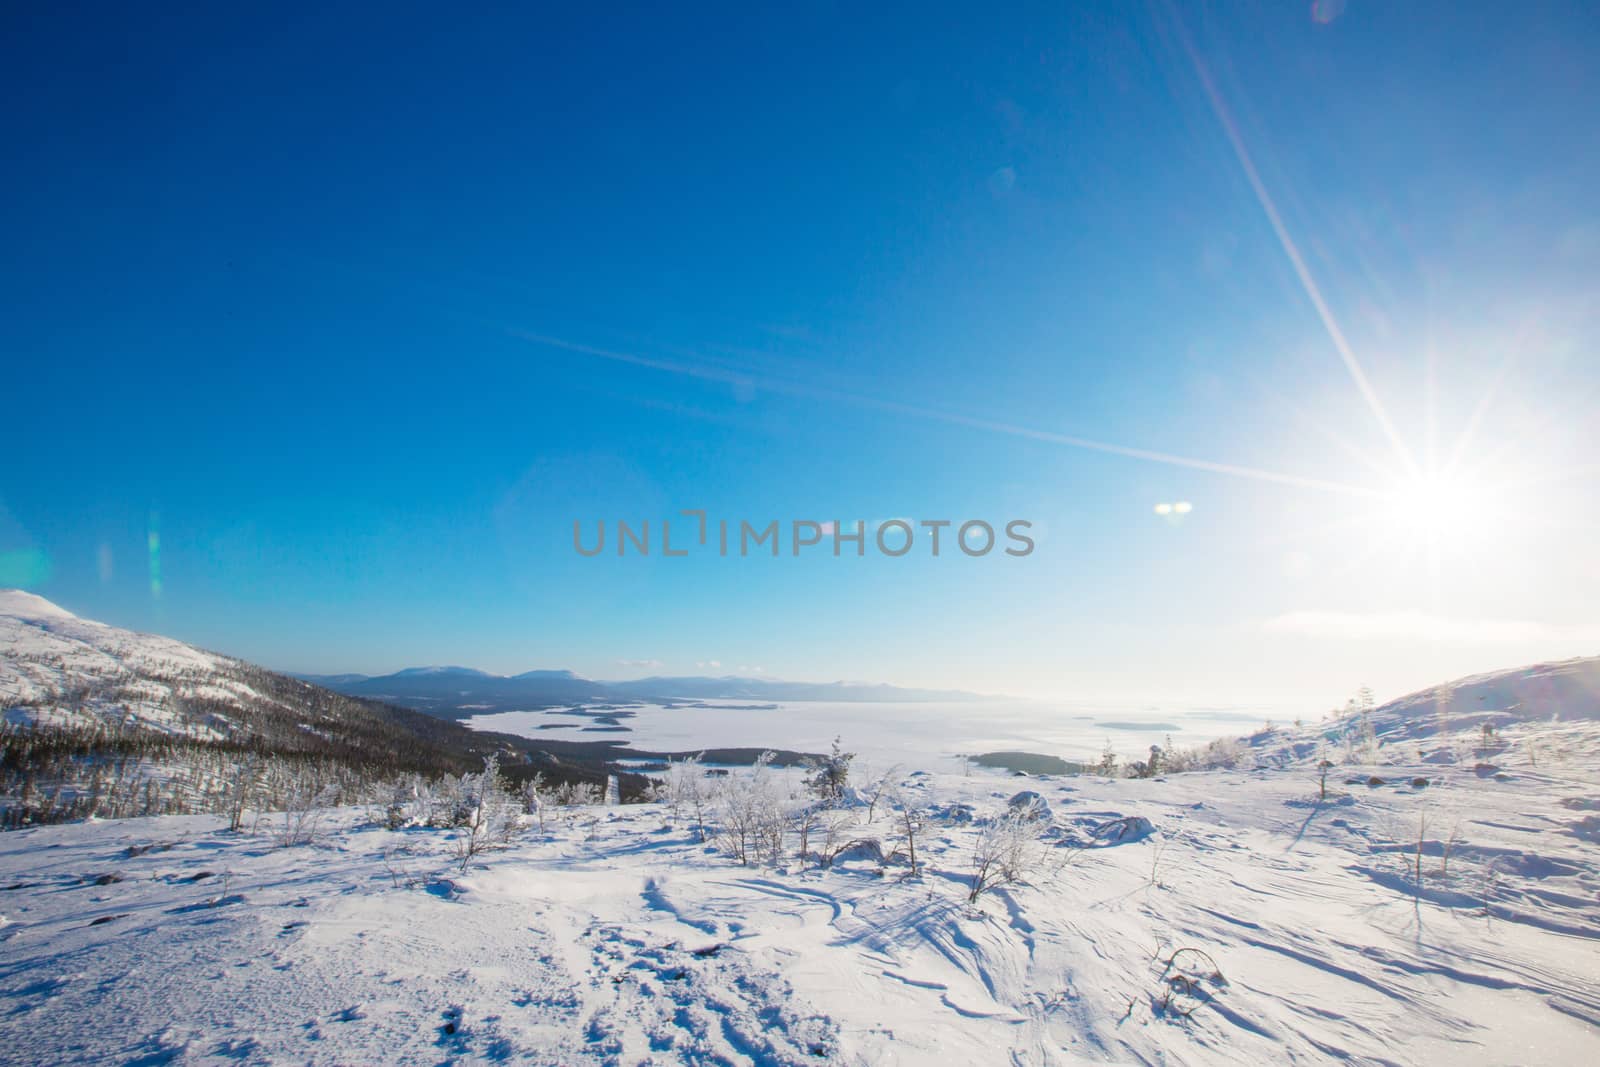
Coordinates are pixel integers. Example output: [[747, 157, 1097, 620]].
[[5, 4, 1597, 711]]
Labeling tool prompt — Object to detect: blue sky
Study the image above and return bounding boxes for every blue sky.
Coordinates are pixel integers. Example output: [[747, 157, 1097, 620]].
[[5, 3, 1598, 708]]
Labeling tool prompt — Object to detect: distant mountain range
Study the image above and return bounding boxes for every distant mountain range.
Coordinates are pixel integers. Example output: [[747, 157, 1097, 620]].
[[295, 666, 985, 718]]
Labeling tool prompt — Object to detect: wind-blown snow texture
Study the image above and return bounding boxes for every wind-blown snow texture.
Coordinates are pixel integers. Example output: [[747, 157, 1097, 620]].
[[3, 590, 1599, 1063], [3, 716, 1598, 1064]]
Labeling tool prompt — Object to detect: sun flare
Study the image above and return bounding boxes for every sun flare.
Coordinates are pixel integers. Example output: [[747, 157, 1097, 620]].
[[1381, 472, 1490, 550]]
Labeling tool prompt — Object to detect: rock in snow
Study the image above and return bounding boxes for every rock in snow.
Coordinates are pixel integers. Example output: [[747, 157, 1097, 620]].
[[1092, 814, 1155, 844], [1007, 790, 1051, 820]]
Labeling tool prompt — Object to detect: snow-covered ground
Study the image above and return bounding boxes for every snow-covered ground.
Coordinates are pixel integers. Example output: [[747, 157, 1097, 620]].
[[3, 728, 1597, 1065], [5, 591, 1598, 1063]]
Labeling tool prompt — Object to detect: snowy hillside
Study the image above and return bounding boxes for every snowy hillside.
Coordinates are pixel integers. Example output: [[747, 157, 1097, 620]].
[[0, 592, 645, 827], [1, 747, 1597, 1065], [0, 587, 432, 751], [1, 589, 232, 738], [1372, 655, 1600, 737], [1242, 654, 1600, 770]]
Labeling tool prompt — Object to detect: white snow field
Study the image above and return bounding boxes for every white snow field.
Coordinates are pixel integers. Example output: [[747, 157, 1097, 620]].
[[2, 712, 1598, 1066], [3, 589, 1599, 1064]]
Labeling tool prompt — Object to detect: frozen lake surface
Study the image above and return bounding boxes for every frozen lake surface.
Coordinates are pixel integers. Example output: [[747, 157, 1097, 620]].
[[465, 697, 1291, 765]]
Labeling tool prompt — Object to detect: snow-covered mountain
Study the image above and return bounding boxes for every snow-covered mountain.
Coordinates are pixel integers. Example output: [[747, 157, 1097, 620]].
[[1239, 654, 1600, 770], [1, 589, 465, 757], [301, 663, 987, 718], [314, 665, 613, 712], [2, 588, 231, 737], [1372, 655, 1600, 735], [0, 591, 646, 821]]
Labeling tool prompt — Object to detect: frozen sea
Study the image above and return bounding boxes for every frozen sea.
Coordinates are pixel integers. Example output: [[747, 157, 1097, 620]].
[[464, 697, 1293, 767]]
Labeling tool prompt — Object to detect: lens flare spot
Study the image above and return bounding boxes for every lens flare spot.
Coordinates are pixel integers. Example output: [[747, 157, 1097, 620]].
[[0, 547, 52, 587], [147, 514, 162, 600], [1311, 0, 1346, 25]]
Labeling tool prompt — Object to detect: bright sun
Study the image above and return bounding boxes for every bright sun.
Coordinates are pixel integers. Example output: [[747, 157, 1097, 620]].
[[1382, 473, 1486, 547]]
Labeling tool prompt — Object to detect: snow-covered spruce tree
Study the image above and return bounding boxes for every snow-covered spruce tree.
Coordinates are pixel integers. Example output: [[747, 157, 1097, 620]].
[[425, 774, 464, 828], [384, 775, 420, 830], [1095, 739, 1119, 777], [1355, 712, 1380, 763], [519, 772, 550, 834], [802, 736, 855, 804], [453, 754, 519, 871], [1160, 735, 1190, 773], [1130, 744, 1163, 778], [412, 775, 441, 828]]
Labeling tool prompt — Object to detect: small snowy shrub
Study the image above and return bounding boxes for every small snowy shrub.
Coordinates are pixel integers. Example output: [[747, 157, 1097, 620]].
[[830, 836, 885, 867], [278, 782, 339, 847], [555, 781, 603, 809], [885, 783, 927, 875], [787, 797, 823, 861], [814, 807, 862, 868], [715, 752, 786, 866], [860, 764, 900, 824], [663, 754, 713, 840], [1316, 744, 1335, 800], [969, 810, 1049, 901]]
